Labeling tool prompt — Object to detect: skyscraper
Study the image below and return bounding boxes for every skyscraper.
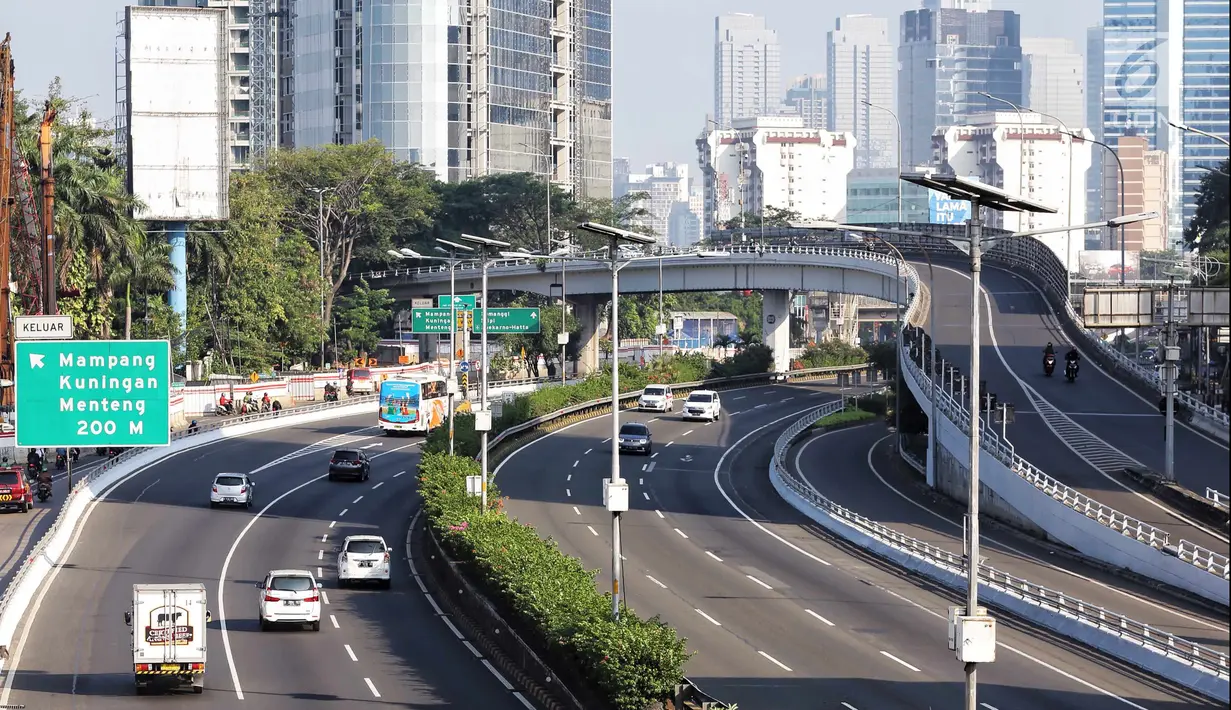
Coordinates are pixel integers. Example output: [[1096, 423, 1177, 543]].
[[714, 14, 781, 127], [827, 15, 896, 170], [898, 7, 1023, 167], [280, 0, 613, 198], [1085, 25, 1104, 225], [783, 75, 827, 130], [1021, 37, 1085, 130]]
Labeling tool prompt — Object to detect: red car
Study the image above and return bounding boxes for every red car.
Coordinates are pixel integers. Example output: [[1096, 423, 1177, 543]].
[[0, 466, 33, 513]]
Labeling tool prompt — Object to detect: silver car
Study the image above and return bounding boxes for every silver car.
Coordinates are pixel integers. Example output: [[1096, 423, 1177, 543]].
[[210, 473, 255, 509]]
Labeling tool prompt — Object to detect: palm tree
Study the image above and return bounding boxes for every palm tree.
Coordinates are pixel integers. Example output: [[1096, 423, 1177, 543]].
[[108, 231, 175, 339], [736, 329, 761, 352]]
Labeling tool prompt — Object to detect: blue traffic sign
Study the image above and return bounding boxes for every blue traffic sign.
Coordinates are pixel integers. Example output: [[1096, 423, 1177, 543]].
[[459, 361, 470, 373]]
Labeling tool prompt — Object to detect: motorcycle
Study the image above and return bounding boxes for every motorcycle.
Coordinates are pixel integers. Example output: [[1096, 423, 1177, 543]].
[[323, 388, 339, 403], [55, 453, 66, 471], [26, 460, 40, 481], [260, 400, 273, 413], [36, 481, 52, 502], [238, 400, 259, 416], [1065, 360, 1079, 382], [216, 401, 235, 416], [69, 448, 80, 464], [1043, 353, 1056, 376]]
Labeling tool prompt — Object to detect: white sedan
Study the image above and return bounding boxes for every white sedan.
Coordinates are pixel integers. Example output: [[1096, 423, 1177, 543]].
[[337, 535, 392, 588], [210, 473, 255, 509], [257, 569, 321, 631]]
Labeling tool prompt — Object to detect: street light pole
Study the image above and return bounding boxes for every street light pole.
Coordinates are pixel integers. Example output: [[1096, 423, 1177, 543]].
[[980, 92, 1027, 230], [608, 245, 624, 619], [964, 204, 985, 710], [309, 187, 335, 368], [1066, 132, 1127, 284]]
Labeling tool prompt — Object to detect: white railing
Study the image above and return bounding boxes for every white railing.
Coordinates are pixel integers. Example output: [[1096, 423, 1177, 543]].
[[771, 404, 1230, 681], [899, 342, 1173, 548], [1178, 540, 1231, 579], [1207, 488, 1231, 512]]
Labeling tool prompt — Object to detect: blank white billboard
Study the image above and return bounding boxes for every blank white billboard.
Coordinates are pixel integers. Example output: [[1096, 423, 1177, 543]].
[[125, 6, 229, 221]]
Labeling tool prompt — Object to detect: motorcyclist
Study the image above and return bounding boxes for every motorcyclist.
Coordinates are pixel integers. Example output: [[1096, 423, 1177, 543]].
[[242, 392, 256, 414], [187, 419, 200, 434], [261, 392, 272, 410], [1065, 347, 1080, 366], [1043, 342, 1056, 357], [218, 393, 232, 415], [37, 464, 52, 498], [69, 447, 80, 463], [55, 447, 67, 470]]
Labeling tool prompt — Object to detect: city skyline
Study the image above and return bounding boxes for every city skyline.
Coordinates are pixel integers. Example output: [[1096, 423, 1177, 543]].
[[6, 0, 1100, 175]]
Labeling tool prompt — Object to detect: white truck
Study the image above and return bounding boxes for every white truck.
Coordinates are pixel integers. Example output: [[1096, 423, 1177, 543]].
[[123, 583, 212, 695]]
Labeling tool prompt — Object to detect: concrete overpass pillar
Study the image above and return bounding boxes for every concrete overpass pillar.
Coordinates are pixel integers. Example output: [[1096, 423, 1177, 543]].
[[574, 295, 608, 376], [763, 290, 791, 374]]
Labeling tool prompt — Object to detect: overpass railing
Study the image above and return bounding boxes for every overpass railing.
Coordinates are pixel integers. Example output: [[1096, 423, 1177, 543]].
[[769, 403, 1230, 685], [1208, 488, 1231, 512], [899, 329, 1229, 581]]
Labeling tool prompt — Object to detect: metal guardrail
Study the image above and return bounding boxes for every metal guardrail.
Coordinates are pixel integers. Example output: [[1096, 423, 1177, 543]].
[[899, 332, 1231, 580], [1208, 488, 1231, 512], [771, 404, 1231, 681]]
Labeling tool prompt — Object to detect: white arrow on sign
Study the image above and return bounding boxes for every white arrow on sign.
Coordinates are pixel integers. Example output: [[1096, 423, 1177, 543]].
[[29, 353, 45, 369], [530, 311, 538, 319]]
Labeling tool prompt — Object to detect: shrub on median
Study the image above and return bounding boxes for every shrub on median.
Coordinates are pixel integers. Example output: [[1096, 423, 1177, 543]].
[[417, 452, 691, 710], [812, 409, 876, 428]]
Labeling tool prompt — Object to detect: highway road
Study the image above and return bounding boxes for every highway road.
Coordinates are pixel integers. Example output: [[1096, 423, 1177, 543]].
[[0, 450, 113, 593], [918, 259, 1230, 555], [496, 380, 1217, 709], [789, 423, 1229, 655], [0, 413, 528, 709]]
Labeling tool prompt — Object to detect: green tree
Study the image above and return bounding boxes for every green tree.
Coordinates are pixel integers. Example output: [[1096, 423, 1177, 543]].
[[719, 204, 804, 231], [108, 230, 175, 340], [436, 172, 578, 254], [334, 279, 394, 358], [1184, 161, 1229, 285]]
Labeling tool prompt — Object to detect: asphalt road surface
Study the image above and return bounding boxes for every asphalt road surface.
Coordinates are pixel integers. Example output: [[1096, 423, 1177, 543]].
[[495, 380, 1219, 710], [790, 423, 1229, 655], [1, 414, 527, 709], [918, 259, 1230, 555]]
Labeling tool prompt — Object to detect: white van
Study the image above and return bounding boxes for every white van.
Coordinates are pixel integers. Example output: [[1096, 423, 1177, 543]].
[[638, 385, 674, 412], [337, 535, 392, 588]]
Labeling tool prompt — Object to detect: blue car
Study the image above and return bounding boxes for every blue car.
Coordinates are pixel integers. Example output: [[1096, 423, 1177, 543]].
[[617, 422, 652, 456]]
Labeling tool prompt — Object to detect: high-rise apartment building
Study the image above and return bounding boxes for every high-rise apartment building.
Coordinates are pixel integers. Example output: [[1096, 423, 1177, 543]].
[[827, 15, 896, 170], [923, 0, 991, 10], [617, 163, 691, 245], [1102, 136, 1170, 251], [898, 7, 1024, 167], [280, 0, 613, 197], [1085, 25, 1104, 226], [934, 112, 1094, 269], [1021, 37, 1085, 131], [714, 14, 782, 128], [130, 0, 256, 169], [697, 116, 856, 238], [783, 75, 827, 130]]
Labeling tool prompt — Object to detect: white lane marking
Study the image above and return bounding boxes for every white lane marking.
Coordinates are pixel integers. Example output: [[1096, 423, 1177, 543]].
[[329, 615, 339, 629], [602, 438, 611, 443], [639, 478, 644, 484], [328, 521, 337, 529], [573, 460, 579, 468], [705, 551, 724, 562], [695, 608, 722, 626], [665, 441, 674, 447], [567, 474, 572, 482], [344, 644, 358, 662], [514, 692, 536, 709], [847, 433, 1226, 632], [880, 650, 921, 672], [705, 421, 712, 426], [339, 508, 349, 516], [642, 464, 648, 471], [646, 462, 656, 473], [655, 510, 665, 518], [780, 397, 794, 403], [758, 650, 792, 671], [318, 549, 324, 560], [320, 590, 330, 605], [462, 640, 482, 658], [573, 506, 581, 515], [566, 489, 571, 497], [585, 448, 593, 455], [733, 396, 747, 400], [674, 528, 689, 539], [746, 574, 773, 590], [441, 616, 464, 639], [683, 429, 694, 436], [712, 409, 837, 567], [371, 482, 384, 490], [842, 703, 859, 710], [643, 492, 650, 500], [482, 659, 515, 690], [649, 417, 660, 423], [364, 677, 382, 698], [754, 403, 768, 409], [646, 575, 668, 588], [322, 534, 328, 542], [805, 609, 835, 626], [981, 704, 1001, 710], [393, 470, 406, 477], [425, 594, 444, 615], [651, 452, 659, 458], [317, 566, 323, 578], [587, 525, 599, 536]]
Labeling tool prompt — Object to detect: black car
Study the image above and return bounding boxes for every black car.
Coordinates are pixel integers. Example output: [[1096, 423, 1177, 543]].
[[617, 422, 652, 456], [328, 449, 370, 481]]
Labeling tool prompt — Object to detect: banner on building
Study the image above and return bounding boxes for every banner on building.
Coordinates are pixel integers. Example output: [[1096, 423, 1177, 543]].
[[1078, 250, 1141, 280], [929, 190, 972, 224]]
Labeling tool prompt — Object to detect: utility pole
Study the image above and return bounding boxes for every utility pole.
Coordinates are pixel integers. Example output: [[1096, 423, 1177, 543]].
[[38, 102, 56, 316], [0, 35, 15, 404]]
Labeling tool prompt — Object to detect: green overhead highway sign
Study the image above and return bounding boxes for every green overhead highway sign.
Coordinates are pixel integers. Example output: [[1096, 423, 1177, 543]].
[[437, 294, 478, 309], [411, 308, 453, 333], [473, 308, 541, 334], [14, 340, 171, 448]]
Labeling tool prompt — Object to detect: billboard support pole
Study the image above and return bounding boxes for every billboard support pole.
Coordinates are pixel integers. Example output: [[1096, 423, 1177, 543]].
[[167, 222, 188, 349], [38, 102, 56, 316]]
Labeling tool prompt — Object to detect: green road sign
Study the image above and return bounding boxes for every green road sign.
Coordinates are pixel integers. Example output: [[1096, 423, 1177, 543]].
[[437, 294, 478, 309], [473, 308, 541, 334], [411, 308, 452, 333], [14, 339, 171, 448]]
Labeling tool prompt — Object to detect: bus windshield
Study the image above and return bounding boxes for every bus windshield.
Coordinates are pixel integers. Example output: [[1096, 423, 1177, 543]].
[[379, 380, 421, 424]]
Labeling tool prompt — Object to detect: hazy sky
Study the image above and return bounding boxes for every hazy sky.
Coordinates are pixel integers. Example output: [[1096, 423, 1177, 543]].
[[4, 0, 1098, 171]]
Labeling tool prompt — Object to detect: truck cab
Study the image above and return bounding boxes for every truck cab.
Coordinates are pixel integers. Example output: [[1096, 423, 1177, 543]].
[[124, 583, 212, 695]]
